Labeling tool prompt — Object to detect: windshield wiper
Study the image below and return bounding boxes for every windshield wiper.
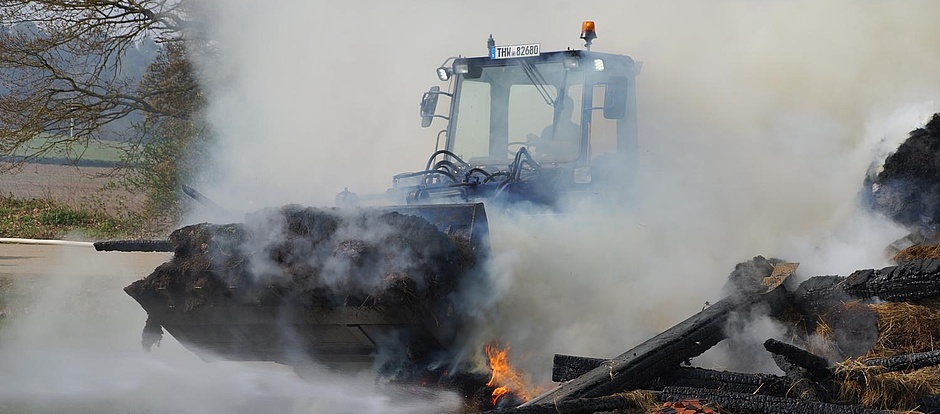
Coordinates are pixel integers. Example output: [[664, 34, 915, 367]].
[[520, 60, 556, 106], [547, 70, 570, 141]]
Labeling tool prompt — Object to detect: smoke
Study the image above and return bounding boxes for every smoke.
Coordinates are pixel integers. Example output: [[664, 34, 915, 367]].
[[706, 307, 790, 374], [181, 0, 940, 387], [0, 247, 461, 413]]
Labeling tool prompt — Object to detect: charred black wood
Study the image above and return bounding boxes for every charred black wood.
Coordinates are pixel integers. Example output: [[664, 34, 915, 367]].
[[864, 349, 940, 372], [921, 395, 940, 414], [552, 354, 607, 382], [525, 286, 788, 405], [763, 339, 835, 402], [182, 184, 230, 216], [525, 299, 734, 403], [843, 259, 940, 302], [645, 367, 788, 396], [723, 256, 796, 296], [475, 393, 642, 414], [768, 353, 823, 401], [792, 275, 850, 316], [763, 339, 831, 380], [94, 239, 173, 252], [141, 315, 163, 352], [661, 386, 890, 414], [724, 255, 779, 296]]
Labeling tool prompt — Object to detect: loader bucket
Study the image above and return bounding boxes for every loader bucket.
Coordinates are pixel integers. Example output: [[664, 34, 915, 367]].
[[383, 202, 489, 253], [127, 202, 489, 370]]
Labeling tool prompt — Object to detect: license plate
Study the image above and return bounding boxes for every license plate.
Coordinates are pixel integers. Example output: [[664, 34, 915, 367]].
[[489, 43, 541, 59]]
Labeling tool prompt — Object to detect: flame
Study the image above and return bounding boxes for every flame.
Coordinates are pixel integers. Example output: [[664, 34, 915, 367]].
[[485, 343, 536, 406]]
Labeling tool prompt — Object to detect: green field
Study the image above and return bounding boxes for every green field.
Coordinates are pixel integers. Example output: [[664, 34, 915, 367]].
[[12, 134, 132, 164]]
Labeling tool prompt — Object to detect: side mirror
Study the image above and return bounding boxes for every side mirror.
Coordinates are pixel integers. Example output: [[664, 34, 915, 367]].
[[603, 77, 628, 120], [420, 86, 441, 128]]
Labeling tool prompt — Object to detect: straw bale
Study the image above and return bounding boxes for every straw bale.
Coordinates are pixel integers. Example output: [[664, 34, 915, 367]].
[[868, 302, 940, 358], [828, 302, 940, 411], [835, 359, 940, 411], [894, 243, 940, 263], [611, 390, 661, 414]]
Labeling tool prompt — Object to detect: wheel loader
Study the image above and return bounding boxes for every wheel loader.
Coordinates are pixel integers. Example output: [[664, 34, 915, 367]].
[[123, 21, 641, 373]]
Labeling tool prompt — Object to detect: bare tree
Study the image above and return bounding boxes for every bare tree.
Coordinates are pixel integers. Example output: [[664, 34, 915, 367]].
[[129, 40, 208, 220], [0, 0, 197, 164]]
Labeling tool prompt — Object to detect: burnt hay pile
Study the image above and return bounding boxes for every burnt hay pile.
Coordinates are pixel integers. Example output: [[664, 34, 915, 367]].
[[724, 255, 940, 413], [867, 113, 940, 238], [126, 204, 477, 316], [779, 255, 940, 412], [518, 254, 940, 414]]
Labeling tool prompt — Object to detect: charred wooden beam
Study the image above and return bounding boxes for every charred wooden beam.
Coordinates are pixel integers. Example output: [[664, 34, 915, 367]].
[[474, 393, 643, 414], [920, 395, 940, 414], [556, 355, 792, 397], [552, 354, 607, 382], [763, 338, 831, 380], [864, 349, 940, 372], [763, 339, 838, 402], [525, 286, 787, 405], [182, 184, 230, 216], [795, 260, 940, 308], [94, 239, 173, 252], [661, 386, 890, 414], [792, 275, 851, 316], [646, 366, 789, 397], [843, 259, 940, 302]]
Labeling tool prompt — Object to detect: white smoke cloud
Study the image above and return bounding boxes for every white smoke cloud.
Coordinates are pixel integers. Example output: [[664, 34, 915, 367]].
[[182, 0, 940, 388], [0, 248, 461, 413]]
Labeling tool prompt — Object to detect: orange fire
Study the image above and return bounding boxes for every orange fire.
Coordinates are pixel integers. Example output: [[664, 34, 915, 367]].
[[484, 343, 537, 406]]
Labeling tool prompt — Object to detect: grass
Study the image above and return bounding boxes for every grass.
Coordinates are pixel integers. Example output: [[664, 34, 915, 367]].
[[0, 195, 156, 240], [11, 134, 131, 164]]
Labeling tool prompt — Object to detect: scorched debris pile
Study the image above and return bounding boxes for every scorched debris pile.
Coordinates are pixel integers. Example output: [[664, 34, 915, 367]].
[[125, 205, 480, 369], [496, 254, 940, 414]]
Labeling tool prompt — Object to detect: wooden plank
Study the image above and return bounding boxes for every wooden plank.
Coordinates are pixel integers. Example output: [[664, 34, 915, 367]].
[[526, 291, 780, 404], [552, 354, 606, 382], [661, 386, 889, 414]]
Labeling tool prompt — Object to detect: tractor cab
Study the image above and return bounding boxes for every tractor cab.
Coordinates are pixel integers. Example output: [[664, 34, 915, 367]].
[[393, 22, 640, 207]]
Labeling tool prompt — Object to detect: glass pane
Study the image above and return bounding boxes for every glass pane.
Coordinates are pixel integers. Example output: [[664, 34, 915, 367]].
[[449, 60, 585, 165], [589, 84, 618, 160], [525, 85, 582, 163], [451, 80, 491, 161], [508, 83, 557, 153]]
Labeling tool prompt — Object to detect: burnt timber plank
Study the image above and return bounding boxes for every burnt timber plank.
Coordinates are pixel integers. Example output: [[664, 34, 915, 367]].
[[646, 366, 788, 396], [94, 239, 173, 252], [763, 338, 831, 380], [526, 290, 783, 404], [843, 259, 940, 302], [552, 354, 607, 382], [474, 393, 642, 414], [661, 386, 889, 414], [864, 349, 940, 372]]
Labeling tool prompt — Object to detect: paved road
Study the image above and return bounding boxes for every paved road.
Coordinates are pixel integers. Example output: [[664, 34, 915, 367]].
[[0, 242, 170, 278]]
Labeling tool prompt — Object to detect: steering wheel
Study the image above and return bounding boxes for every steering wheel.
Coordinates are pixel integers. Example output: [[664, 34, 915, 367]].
[[508, 135, 540, 155], [507, 142, 531, 156]]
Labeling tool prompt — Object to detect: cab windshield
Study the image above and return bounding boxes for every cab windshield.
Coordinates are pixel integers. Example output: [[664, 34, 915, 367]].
[[449, 60, 585, 165]]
